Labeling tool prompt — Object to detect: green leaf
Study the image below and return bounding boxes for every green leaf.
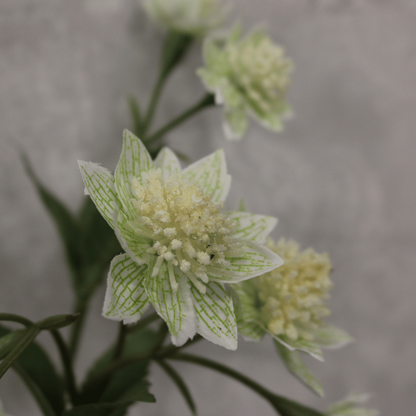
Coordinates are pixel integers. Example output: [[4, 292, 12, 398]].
[[62, 402, 131, 416], [156, 359, 196, 415], [275, 340, 324, 397], [267, 394, 325, 416], [0, 325, 65, 415], [21, 152, 83, 290], [160, 32, 193, 79], [273, 334, 324, 362], [0, 330, 25, 360], [37, 314, 79, 330]]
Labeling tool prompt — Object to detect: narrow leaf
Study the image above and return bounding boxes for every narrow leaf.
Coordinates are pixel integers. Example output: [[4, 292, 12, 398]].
[[0, 330, 25, 360], [156, 359, 196, 415], [37, 314, 79, 330], [62, 402, 131, 416]]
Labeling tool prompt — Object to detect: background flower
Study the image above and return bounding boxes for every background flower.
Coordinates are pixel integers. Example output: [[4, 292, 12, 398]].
[[198, 25, 293, 139], [79, 130, 283, 350]]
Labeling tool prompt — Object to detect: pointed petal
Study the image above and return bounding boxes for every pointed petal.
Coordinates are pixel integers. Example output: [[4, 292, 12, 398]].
[[102, 254, 150, 324], [310, 324, 353, 349], [223, 108, 248, 140], [154, 147, 181, 180], [229, 211, 277, 244], [272, 333, 324, 361], [114, 130, 153, 219], [190, 281, 237, 350], [144, 259, 196, 346], [183, 149, 231, 204], [115, 214, 152, 265], [275, 340, 324, 397], [78, 161, 119, 229], [208, 239, 284, 283]]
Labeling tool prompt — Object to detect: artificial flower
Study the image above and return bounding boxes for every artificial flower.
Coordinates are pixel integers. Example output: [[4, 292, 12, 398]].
[[142, 0, 226, 38], [197, 25, 293, 139], [233, 238, 351, 394], [78, 130, 283, 350], [326, 394, 379, 416]]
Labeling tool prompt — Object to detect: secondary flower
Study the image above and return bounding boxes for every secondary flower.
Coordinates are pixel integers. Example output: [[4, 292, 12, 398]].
[[78, 130, 283, 350], [197, 26, 293, 140], [233, 238, 351, 394], [326, 394, 379, 416], [142, 0, 227, 38]]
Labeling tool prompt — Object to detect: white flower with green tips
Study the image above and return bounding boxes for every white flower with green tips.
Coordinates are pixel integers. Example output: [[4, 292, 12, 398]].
[[78, 130, 283, 350], [142, 0, 227, 38], [326, 394, 379, 416], [233, 238, 352, 395], [197, 26, 293, 140]]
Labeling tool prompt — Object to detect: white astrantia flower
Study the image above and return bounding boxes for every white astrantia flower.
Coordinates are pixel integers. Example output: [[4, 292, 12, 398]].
[[197, 25, 293, 140], [326, 394, 379, 416], [233, 238, 352, 395], [78, 130, 283, 350], [142, 0, 227, 37]]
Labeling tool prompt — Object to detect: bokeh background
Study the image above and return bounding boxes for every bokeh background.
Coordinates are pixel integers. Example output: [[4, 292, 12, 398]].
[[1, 0, 415, 414]]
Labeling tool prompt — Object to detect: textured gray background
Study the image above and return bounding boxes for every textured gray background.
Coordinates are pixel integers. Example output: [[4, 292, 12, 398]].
[[0, 0, 415, 415]]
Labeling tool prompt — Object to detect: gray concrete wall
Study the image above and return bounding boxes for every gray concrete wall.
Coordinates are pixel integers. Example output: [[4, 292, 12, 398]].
[[1, 0, 415, 414]]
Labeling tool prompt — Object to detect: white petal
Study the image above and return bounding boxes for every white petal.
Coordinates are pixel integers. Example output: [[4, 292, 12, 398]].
[[114, 130, 153, 219], [310, 324, 353, 349], [208, 239, 284, 283], [183, 148, 231, 204], [190, 281, 237, 350], [154, 147, 181, 180], [229, 211, 277, 244], [103, 254, 150, 324], [144, 259, 196, 346], [78, 160, 119, 229], [271, 333, 324, 362]]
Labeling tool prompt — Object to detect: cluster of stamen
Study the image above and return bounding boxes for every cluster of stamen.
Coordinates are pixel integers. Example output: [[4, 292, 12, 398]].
[[257, 239, 332, 341], [130, 169, 238, 294], [228, 35, 292, 115]]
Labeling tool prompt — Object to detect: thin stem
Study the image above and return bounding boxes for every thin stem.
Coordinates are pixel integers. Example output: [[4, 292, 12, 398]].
[[14, 363, 57, 416], [50, 330, 78, 406], [0, 313, 34, 328], [126, 312, 160, 334], [112, 322, 127, 361], [156, 334, 202, 358], [142, 73, 168, 137], [68, 300, 88, 359], [146, 93, 215, 144]]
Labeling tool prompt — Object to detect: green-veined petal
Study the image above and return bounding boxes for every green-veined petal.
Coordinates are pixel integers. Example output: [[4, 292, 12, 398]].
[[154, 147, 181, 180], [310, 324, 353, 349], [103, 254, 150, 324], [275, 340, 324, 397], [77, 161, 119, 229], [229, 211, 277, 244], [144, 259, 196, 346], [115, 130, 153, 219], [190, 281, 237, 350], [203, 38, 229, 74], [183, 149, 231, 204], [208, 239, 283, 283], [272, 333, 324, 362]]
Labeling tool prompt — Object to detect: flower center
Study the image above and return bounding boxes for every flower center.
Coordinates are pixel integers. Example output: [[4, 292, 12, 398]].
[[257, 239, 332, 341], [130, 169, 237, 294]]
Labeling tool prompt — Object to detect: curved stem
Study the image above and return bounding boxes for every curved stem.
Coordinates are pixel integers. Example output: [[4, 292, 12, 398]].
[[0, 313, 34, 328], [69, 299, 88, 359], [146, 93, 215, 144], [112, 322, 127, 362], [50, 330, 78, 406]]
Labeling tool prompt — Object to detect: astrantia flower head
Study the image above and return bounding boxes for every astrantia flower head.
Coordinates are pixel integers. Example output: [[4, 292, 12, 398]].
[[142, 0, 227, 37], [197, 25, 293, 139], [78, 130, 283, 350], [233, 237, 351, 395]]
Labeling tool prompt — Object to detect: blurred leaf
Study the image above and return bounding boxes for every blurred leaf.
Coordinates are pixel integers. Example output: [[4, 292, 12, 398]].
[[61, 402, 131, 416], [0, 330, 25, 360], [275, 340, 324, 397], [160, 32, 193, 79], [156, 359, 196, 415], [80, 328, 157, 404], [77, 198, 122, 300], [0, 325, 65, 415], [128, 96, 142, 137], [21, 152, 83, 292], [268, 394, 325, 416], [37, 314, 79, 331]]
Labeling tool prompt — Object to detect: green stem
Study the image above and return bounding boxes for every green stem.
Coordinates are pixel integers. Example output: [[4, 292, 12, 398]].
[[112, 322, 127, 361], [14, 363, 57, 416], [69, 300, 88, 359], [146, 93, 215, 144], [50, 330, 78, 406], [0, 313, 34, 328], [126, 312, 160, 334], [156, 334, 202, 358]]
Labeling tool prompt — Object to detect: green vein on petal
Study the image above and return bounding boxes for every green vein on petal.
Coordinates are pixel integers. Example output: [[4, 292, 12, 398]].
[[229, 211, 277, 244], [103, 253, 150, 324], [154, 147, 181, 180], [115, 130, 153, 220], [190, 281, 237, 350], [183, 149, 231, 204], [144, 260, 196, 347], [78, 161, 119, 229]]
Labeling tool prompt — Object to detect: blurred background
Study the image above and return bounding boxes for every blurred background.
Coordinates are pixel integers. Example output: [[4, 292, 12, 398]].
[[0, 0, 415, 414]]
